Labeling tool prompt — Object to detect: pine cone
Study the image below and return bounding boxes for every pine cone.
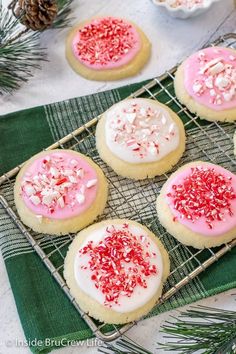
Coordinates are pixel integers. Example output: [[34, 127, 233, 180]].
[[12, 0, 58, 31]]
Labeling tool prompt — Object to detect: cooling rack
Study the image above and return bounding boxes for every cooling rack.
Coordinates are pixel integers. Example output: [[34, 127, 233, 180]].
[[0, 33, 236, 342]]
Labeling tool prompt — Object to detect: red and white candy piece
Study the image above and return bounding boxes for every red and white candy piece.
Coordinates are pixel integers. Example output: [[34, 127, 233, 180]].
[[167, 166, 236, 229], [79, 223, 158, 306], [21, 156, 97, 214]]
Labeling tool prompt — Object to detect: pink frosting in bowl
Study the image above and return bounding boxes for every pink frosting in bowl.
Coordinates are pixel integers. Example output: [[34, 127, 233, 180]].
[[183, 47, 236, 111], [165, 163, 236, 237], [20, 151, 98, 220], [72, 17, 141, 70]]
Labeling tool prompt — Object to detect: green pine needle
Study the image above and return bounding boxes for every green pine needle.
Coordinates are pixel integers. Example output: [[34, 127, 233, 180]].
[[158, 305, 236, 354], [0, 3, 45, 94], [53, 0, 74, 28], [98, 336, 154, 354], [0, 0, 74, 94], [96, 306, 236, 354]]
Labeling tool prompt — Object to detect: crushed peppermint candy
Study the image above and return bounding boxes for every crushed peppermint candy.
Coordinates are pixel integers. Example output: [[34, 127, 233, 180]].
[[21, 152, 98, 217], [107, 101, 178, 161], [74, 17, 139, 67], [158, 0, 204, 9], [78, 223, 158, 306], [167, 166, 236, 229], [185, 47, 236, 108]]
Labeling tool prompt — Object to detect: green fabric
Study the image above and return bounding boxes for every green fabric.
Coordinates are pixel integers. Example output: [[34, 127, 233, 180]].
[[0, 78, 236, 354]]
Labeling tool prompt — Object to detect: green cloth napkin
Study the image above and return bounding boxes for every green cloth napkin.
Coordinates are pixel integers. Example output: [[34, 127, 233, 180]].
[[0, 78, 236, 354]]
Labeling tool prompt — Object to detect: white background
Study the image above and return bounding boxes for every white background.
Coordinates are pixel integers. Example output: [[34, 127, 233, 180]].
[[0, 0, 236, 353]]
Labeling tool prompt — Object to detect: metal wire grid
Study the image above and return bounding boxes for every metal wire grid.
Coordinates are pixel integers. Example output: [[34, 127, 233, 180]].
[[0, 33, 236, 341]]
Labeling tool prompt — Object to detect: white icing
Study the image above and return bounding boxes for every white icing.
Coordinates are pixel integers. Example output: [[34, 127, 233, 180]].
[[104, 98, 180, 164], [74, 223, 163, 313]]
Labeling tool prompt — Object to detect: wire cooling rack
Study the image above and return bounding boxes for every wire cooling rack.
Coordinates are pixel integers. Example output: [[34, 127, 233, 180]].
[[0, 33, 236, 342]]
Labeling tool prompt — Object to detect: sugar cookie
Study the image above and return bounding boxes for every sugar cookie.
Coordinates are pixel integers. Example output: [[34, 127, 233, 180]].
[[66, 16, 151, 81], [156, 161, 236, 249], [14, 150, 108, 235], [174, 47, 236, 122], [64, 219, 170, 324], [96, 98, 186, 179]]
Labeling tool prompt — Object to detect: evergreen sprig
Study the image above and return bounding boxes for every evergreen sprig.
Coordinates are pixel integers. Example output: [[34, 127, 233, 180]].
[[98, 336, 153, 354], [53, 0, 74, 28], [159, 305, 236, 354], [0, 0, 74, 94], [0, 6, 45, 93], [97, 306, 236, 354]]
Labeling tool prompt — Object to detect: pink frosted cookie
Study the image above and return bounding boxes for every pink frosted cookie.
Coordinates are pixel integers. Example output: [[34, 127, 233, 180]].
[[64, 219, 170, 324], [156, 161, 236, 249], [96, 98, 186, 180], [174, 46, 236, 122], [65, 16, 151, 81], [14, 150, 108, 235]]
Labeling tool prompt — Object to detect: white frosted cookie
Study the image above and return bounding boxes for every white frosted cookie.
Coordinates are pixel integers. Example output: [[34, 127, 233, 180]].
[[14, 150, 108, 235], [64, 219, 170, 324], [174, 46, 236, 122], [65, 16, 151, 81], [96, 98, 186, 180], [156, 161, 236, 249]]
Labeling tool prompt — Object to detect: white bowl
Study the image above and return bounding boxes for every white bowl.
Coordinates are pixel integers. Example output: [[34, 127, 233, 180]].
[[152, 0, 222, 19]]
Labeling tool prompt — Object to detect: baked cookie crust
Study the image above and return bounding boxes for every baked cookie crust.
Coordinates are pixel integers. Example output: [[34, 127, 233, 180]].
[[65, 18, 151, 81], [64, 219, 170, 324], [174, 48, 236, 122], [14, 149, 108, 235], [96, 98, 186, 180], [156, 161, 236, 249]]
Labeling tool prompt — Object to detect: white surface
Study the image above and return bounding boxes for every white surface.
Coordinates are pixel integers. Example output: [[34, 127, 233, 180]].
[[0, 0, 236, 353]]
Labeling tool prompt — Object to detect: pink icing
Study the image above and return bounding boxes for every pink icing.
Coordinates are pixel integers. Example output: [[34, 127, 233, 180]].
[[165, 163, 236, 236], [72, 17, 141, 70], [21, 151, 98, 220], [183, 47, 236, 111]]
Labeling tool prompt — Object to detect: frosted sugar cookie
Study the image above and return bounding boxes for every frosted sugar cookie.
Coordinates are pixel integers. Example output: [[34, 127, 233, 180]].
[[14, 150, 108, 235], [64, 219, 170, 324], [174, 47, 236, 122], [156, 161, 236, 249], [96, 98, 186, 180], [66, 16, 151, 81]]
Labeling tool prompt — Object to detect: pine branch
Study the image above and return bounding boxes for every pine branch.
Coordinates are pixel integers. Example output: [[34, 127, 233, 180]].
[[96, 306, 236, 354], [0, 1, 23, 44], [0, 0, 74, 94], [158, 305, 236, 354], [0, 4, 47, 94], [52, 0, 74, 29], [98, 336, 154, 354]]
